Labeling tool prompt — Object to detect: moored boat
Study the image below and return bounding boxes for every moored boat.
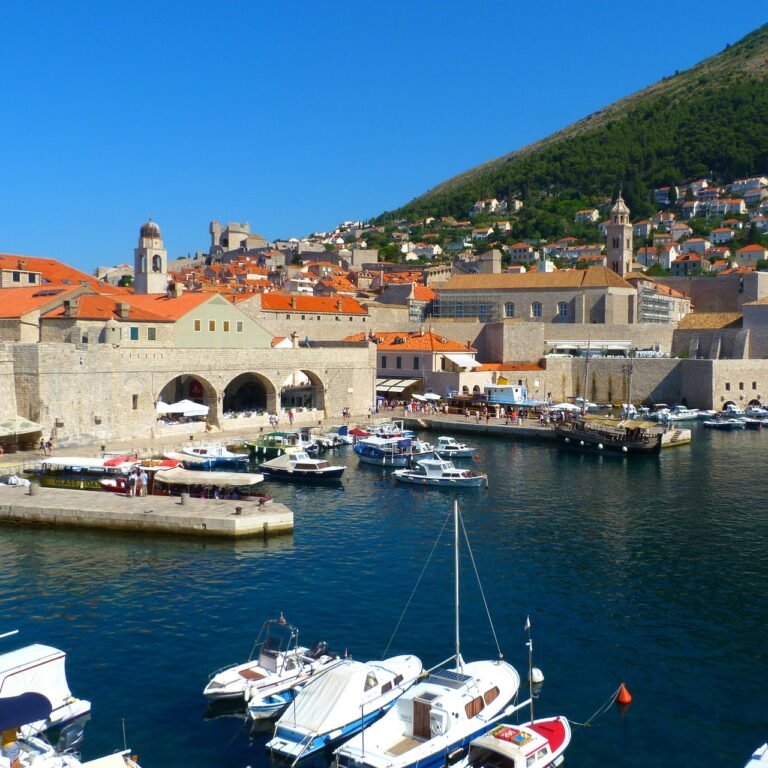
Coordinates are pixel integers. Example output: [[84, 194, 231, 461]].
[[203, 616, 341, 718], [266, 654, 423, 763], [25, 456, 137, 491], [149, 466, 270, 501], [554, 416, 662, 455], [182, 443, 249, 468], [353, 437, 413, 467], [461, 717, 571, 768], [335, 502, 521, 768], [745, 742, 768, 767], [393, 458, 488, 488], [259, 451, 345, 482], [0, 639, 91, 737], [434, 436, 476, 459], [703, 417, 746, 430]]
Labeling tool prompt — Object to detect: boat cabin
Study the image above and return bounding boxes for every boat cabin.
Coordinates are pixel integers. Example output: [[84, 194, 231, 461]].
[[466, 720, 569, 768]]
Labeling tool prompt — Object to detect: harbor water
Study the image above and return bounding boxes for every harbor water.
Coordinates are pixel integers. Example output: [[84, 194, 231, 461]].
[[1, 423, 766, 767]]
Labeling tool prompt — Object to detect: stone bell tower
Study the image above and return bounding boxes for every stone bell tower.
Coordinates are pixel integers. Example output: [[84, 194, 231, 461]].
[[606, 193, 633, 277], [134, 219, 168, 294]]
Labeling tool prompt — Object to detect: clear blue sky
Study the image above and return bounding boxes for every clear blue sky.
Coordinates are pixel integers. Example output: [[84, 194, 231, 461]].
[[1, 1, 766, 274]]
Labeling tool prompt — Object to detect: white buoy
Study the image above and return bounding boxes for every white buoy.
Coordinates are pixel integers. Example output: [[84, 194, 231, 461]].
[[598, 443, 603, 450], [530, 667, 545, 684], [622, 446, 628, 453], [579, 440, 584, 446], [564, 437, 570, 443]]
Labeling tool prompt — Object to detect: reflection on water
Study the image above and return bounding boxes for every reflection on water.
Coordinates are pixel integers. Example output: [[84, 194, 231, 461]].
[[1, 426, 767, 768]]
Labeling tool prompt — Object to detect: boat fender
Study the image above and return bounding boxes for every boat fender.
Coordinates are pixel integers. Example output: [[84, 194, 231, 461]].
[[430, 710, 449, 736]]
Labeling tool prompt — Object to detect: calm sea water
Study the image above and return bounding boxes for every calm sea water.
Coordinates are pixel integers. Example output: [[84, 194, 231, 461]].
[[1, 425, 767, 767]]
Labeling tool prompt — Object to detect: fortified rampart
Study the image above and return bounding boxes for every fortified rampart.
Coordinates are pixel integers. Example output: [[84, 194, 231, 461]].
[[4, 342, 375, 444]]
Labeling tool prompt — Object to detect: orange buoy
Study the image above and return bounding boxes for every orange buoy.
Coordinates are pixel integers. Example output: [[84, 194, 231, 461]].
[[616, 682, 633, 705]]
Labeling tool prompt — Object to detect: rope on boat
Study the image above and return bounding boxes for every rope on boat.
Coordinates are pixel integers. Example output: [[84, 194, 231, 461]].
[[567, 685, 622, 728], [459, 513, 504, 660], [382, 511, 453, 658]]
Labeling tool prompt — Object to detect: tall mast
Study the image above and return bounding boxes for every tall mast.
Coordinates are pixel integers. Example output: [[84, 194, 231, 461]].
[[454, 501, 461, 672], [581, 337, 591, 416]]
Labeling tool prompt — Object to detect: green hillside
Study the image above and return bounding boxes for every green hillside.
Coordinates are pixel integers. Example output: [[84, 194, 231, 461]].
[[379, 24, 768, 225]]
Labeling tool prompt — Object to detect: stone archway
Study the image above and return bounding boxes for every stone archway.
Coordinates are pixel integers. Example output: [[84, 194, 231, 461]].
[[157, 373, 219, 423], [280, 369, 326, 411], [722, 400, 738, 411], [223, 372, 277, 416]]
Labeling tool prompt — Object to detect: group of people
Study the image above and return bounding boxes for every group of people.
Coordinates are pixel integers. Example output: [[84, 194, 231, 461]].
[[126, 468, 149, 497], [38, 437, 54, 455]]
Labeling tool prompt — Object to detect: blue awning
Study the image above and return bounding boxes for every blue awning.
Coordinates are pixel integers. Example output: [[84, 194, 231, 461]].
[[0, 692, 52, 731]]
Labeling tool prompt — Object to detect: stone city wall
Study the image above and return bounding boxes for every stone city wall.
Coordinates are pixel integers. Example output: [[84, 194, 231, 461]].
[[7, 342, 375, 445]]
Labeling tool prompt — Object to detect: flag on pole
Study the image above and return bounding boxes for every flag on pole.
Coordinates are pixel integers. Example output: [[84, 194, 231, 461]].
[[524, 615, 531, 631]]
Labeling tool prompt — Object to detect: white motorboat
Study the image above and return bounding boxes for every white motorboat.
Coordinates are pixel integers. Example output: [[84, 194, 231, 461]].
[[259, 451, 345, 482], [335, 502, 521, 768], [0, 639, 90, 736], [461, 717, 571, 768], [182, 443, 249, 468], [745, 743, 768, 767], [703, 417, 746, 431], [267, 654, 423, 763], [745, 405, 768, 419], [0, 691, 141, 768], [434, 436, 476, 459], [393, 458, 488, 488], [204, 616, 339, 710]]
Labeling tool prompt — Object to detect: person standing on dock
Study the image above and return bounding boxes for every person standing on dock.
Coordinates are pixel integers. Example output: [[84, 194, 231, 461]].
[[127, 471, 137, 497], [139, 469, 148, 497]]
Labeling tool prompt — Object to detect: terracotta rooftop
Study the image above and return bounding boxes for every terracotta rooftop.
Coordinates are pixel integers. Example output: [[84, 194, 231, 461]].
[[677, 312, 742, 329], [344, 330, 475, 352], [261, 293, 367, 315], [0, 253, 107, 290], [0, 285, 82, 318], [440, 266, 633, 291]]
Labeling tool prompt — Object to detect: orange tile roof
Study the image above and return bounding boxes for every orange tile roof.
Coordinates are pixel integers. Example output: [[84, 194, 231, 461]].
[[261, 293, 367, 315], [0, 252, 107, 290], [344, 330, 475, 352], [677, 312, 742, 329], [412, 285, 437, 301], [43, 290, 217, 322], [472, 362, 544, 371], [0, 285, 83, 318]]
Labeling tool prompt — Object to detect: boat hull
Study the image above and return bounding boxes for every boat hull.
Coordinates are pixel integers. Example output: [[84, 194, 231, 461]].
[[260, 467, 345, 481], [393, 474, 486, 488], [554, 424, 661, 454]]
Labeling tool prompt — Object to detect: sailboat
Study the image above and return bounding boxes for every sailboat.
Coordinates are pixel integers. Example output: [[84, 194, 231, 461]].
[[334, 502, 522, 768]]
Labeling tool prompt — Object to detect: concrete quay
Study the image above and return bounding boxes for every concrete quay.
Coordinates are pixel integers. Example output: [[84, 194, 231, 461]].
[[0, 484, 293, 539]]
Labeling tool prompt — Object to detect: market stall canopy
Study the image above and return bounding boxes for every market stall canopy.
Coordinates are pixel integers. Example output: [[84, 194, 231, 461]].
[[156, 399, 209, 417], [0, 416, 42, 437], [423, 393, 442, 401], [411, 394, 427, 402]]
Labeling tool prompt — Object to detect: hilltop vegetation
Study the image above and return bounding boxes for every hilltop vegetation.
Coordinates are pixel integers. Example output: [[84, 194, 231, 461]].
[[377, 24, 768, 226]]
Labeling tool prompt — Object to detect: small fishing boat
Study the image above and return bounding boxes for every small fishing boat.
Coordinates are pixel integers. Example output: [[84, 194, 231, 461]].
[[461, 718, 571, 768], [393, 458, 488, 488], [259, 451, 345, 482], [354, 437, 413, 467], [204, 616, 341, 720], [702, 417, 746, 431], [182, 443, 249, 468], [434, 436, 476, 459], [368, 421, 414, 439], [162, 451, 217, 470], [266, 654, 423, 763], [0, 636, 90, 736]]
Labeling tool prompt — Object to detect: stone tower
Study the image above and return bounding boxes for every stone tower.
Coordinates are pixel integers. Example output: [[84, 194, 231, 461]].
[[606, 193, 633, 277], [134, 219, 168, 294]]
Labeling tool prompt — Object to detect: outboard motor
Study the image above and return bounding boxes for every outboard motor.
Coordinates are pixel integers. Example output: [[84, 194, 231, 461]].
[[57, 723, 85, 755], [308, 640, 329, 659]]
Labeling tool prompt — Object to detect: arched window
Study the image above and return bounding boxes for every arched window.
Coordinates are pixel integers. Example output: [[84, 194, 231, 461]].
[[462, 385, 469, 394], [473, 385, 481, 394], [152, 255, 163, 273], [531, 302, 542, 319], [504, 302, 515, 318]]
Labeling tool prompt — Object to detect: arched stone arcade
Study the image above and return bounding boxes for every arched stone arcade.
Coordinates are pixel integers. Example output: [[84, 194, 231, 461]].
[[222, 372, 277, 416], [157, 373, 218, 422], [279, 369, 326, 411]]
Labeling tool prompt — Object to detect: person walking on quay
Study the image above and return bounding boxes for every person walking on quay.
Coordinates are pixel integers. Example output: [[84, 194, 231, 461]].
[[39, 438, 46, 455], [127, 470, 137, 497], [288, 410, 294, 426], [135, 470, 144, 498], [139, 468, 148, 497]]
